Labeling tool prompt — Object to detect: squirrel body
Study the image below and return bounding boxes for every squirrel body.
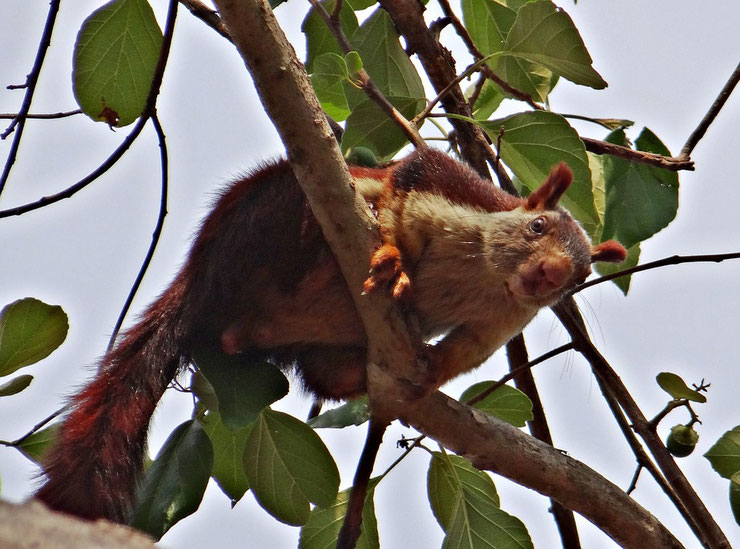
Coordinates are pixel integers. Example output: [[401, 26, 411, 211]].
[[35, 148, 626, 522]]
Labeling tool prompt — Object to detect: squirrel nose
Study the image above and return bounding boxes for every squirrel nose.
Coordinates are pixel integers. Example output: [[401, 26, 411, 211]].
[[539, 256, 572, 288]]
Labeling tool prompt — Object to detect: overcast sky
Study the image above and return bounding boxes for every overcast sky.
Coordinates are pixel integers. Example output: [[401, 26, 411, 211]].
[[1, 1, 739, 548]]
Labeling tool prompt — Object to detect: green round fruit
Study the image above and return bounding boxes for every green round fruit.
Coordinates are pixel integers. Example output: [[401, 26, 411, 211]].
[[666, 424, 699, 457]]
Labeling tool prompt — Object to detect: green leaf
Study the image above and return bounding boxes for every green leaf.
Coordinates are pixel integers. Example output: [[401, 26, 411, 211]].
[[704, 426, 740, 479], [0, 374, 33, 397], [479, 111, 598, 233], [348, 9, 425, 104], [462, 0, 516, 69], [730, 472, 740, 526], [504, 1, 606, 89], [16, 424, 60, 465], [190, 370, 219, 412], [0, 298, 68, 376], [601, 128, 679, 249], [299, 480, 380, 549], [303, 0, 359, 73], [341, 96, 425, 160], [594, 242, 640, 295], [656, 372, 707, 403], [459, 382, 533, 427], [199, 411, 252, 503], [428, 452, 532, 549], [244, 409, 340, 525], [131, 420, 214, 539], [195, 349, 289, 430], [308, 397, 369, 428], [73, 0, 163, 127], [468, 79, 505, 121], [462, 0, 556, 103], [311, 53, 352, 121]]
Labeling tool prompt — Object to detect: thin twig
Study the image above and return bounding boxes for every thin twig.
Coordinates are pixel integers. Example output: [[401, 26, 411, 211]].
[[306, 0, 424, 148], [436, 0, 542, 110], [412, 55, 498, 125], [680, 60, 740, 159], [571, 251, 740, 294], [0, 0, 61, 198], [179, 0, 232, 41], [582, 137, 694, 171], [465, 342, 574, 406], [0, 0, 179, 220], [554, 299, 730, 547], [0, 109, 81, 120], [106, 115, 170, 352]]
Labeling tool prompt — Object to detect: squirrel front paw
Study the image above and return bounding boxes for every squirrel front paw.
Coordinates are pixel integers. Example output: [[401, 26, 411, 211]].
[[362, 243, 411, 300]]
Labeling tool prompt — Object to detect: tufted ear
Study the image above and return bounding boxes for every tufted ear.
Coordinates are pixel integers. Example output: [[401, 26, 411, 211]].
[[525, 163, 572, 210], [591, 240, 628, 263]]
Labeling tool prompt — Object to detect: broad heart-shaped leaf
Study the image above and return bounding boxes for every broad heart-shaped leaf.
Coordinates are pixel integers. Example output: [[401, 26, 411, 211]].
[[311, 53, 352, 121], [656, 372, 707, 403], [341, 96, 425, 160], [730, 472, 740, 526], [73, 0, 163, 127], [199, 411, 252, 503], [601, 128, 679, 249], [303, 0, 359, 73], [308, 397, 369, 429], [131, 420, 213, 539], [244, 409, 340, 525], [0, 298, 68, 377], [194, 349, 289, 431], [459, 382, 533, 428], [299, 479, 380, 549], [504, 1, 606, 89], [479, 111, 598, 234], [428, 452, 533, 549], [16, 424, 59, 465], [704, 426, 740, 479], [462, 0, 556, 103], [0, 374, 33, 397], [346, 8, 425, 108]]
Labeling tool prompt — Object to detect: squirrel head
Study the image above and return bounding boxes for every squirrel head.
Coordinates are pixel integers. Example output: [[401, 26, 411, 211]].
[[502, 163, 627, 306]]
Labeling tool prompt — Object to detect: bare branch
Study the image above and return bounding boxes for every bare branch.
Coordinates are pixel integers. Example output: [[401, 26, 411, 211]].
[[571, 251, 740, 294], [582, 137, 694, 171], [1, 0, 61, 198], [106, 114, 170, 353], [0, 109, 81, 120], [0, 0, 178, 219], [179, 0, 232, 41], [680, 60, 740, 159]]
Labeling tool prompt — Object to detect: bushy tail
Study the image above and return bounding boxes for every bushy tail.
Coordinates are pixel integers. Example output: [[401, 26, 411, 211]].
[[36, 280, 187, 522]]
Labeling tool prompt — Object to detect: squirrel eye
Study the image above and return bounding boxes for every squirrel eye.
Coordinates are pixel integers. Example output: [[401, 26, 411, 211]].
[[529, 216, 546, 234]]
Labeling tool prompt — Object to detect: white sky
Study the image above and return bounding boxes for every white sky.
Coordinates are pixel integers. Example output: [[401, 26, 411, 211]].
[[1, 1, 739, 548]]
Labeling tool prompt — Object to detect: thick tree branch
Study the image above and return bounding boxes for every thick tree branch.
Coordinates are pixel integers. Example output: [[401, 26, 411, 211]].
[[210, 0, 421, 420], [401, 391, 683, 549]]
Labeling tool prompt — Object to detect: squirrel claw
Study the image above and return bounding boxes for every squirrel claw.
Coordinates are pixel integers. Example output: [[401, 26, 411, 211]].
[[363, 243, 410, 300]]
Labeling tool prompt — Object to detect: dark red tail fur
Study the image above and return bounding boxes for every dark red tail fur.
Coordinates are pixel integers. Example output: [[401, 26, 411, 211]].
[[36, 279, 187, 522]]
